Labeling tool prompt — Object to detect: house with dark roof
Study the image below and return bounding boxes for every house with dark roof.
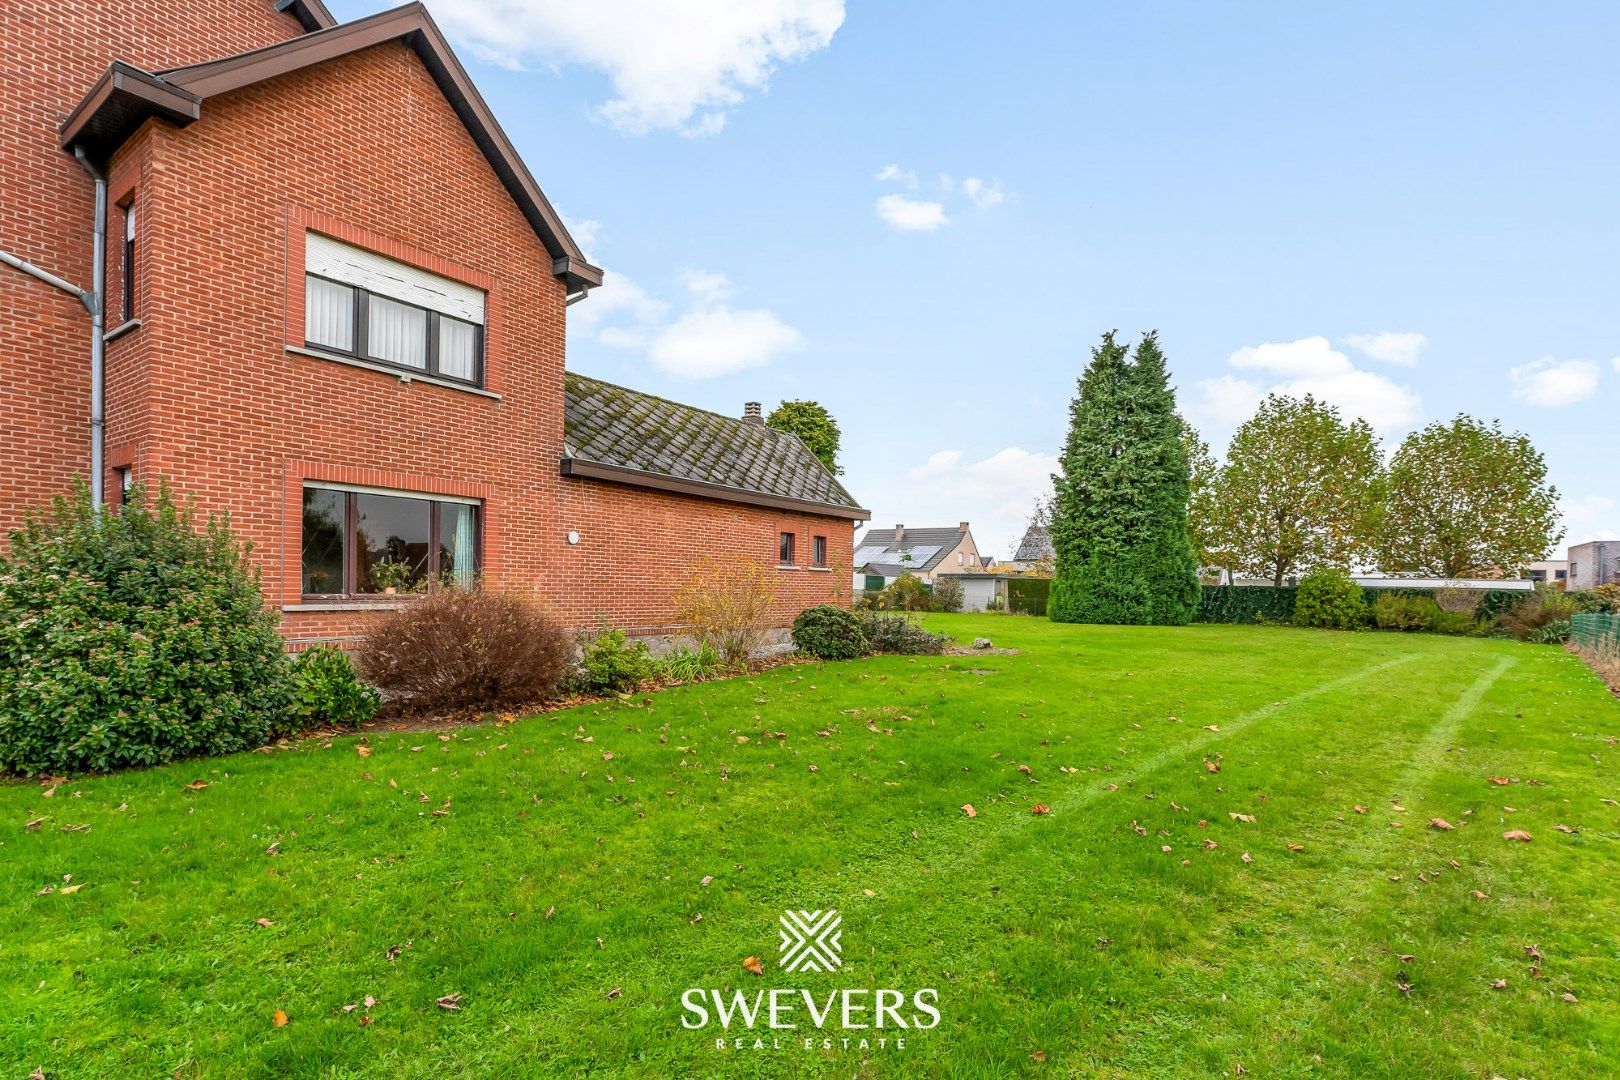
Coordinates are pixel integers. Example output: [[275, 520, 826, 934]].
[[1, 0, 866, 643], [999, 523, 1055, 574], [854, 522, 983, 586]]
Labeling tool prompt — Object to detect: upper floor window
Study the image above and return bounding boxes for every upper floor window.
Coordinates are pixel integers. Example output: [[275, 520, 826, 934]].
[[120, 201, 136, 322], [779, 531, 796, 565], [303, 233, 485, 386]]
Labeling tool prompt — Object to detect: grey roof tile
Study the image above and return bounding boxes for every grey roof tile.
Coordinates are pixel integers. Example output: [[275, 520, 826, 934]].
[[563, 373, 863, 511]]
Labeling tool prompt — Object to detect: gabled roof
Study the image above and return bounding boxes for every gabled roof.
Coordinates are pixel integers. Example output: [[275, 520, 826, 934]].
[[1014, 524, 1054, 562], [560, 373, 868, 520], [59, 3, 601, 291], [854, 525, 969, 574]]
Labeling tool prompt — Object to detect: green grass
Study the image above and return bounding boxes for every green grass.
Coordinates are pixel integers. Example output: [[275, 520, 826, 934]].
[[3, 616, 1618, 1078]]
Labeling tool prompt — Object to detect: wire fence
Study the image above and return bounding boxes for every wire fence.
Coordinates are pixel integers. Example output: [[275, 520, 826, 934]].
[[1571, 613, 1620, 655]]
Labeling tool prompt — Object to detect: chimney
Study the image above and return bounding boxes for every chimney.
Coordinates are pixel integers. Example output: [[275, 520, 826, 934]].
[[743, 401, 763, 424], [894, 524, 905, 543], [959, 521, 970, 532]]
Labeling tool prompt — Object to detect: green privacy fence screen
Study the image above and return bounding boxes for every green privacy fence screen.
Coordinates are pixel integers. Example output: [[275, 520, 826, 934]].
[[1007, 577, 1050, 616], [1571, 613, 1620, 654]]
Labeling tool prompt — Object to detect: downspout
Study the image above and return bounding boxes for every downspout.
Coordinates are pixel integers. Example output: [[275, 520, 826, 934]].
[[74, 146, 108, 506]]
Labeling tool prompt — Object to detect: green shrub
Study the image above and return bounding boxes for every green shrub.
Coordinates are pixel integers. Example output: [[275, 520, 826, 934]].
[[578, 628, 657, 694], [1527, 619, 1572, 645], [882, 573, 933, 612], [0, 481, 292, 775], [289, 646, 379, 728], [1427, 609, 1479, 635], [1198, 585, 1298, 624], [357, 589, 574, 710], [1566, 588, 1619, 614], [930, 576, 965, 613], [658, 642, 721, 683], [1292, 568, 1367, 630], [792, 605, 869, 660], [1496, 591, 1574, 641], [1372, 592, 1436, 631], [857, 613, 949, 655]]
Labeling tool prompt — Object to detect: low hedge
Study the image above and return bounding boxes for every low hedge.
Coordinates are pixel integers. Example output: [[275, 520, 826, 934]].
[[1198, 584, 1532, 626]]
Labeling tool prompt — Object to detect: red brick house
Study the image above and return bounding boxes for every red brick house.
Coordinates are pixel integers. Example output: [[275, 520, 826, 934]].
[[1, 0, 866, 647]]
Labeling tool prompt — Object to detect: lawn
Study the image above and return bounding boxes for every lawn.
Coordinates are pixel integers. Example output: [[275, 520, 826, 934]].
[[2, 616, 1618, 1078]]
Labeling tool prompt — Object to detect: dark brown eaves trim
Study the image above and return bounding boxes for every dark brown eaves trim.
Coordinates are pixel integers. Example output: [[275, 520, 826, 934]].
[[59, 63, 201, 155], [158, 3, 602, 290], [276, 0, 338, 32], [560, 458, 871, 522]]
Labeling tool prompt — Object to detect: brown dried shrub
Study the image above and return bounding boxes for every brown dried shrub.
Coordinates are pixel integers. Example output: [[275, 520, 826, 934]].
[[672, 558, 776, 667], [356, 588, 574, 710], [1433, 587, 1482, 615]]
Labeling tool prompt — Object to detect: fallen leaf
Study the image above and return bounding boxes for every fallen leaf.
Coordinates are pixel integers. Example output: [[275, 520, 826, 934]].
[[24, 817, 43, 830], [57, 883, 82, 895], [273, 1009, 289, 1027], [364, 995, 377, 1009], [1031, 804, 1051, 816], [1229, 812, 1256, 824], [1287, 843, 1304, 852], [545, 906, 556, 919], [185, 780, 208, 791], [603, 751, 615, 760], [743, 956, 764, 975], [1203, 724, 1219, 732], [606, 987, 622, 1000], [1391, 804, 1407, 813], [961, 804, 977, 818], [1552, 823, 1576, 834], [1487, 776, 1514, 786], [1502, 830, 1533, 842], [255, 918, 273, 928], [1131, 820, 1147, 835], [356, 745, 372, 758], [1524, 944, 1544, 961], [1396, 981, 1411, 996], [1240, 852, 1252, 863], [1017, 764, 1032, 775], [1562, 992, 1579, 1004], [436, 994, 462, 1011], [1429, 818, 1454, 831], [1161, 844, 1172, 853], [1470, 890, 1489, 900], [863, 888, 875, 897], [1353, 805, 1367, 814], [700, 875, 713, 887], [1031, 1050, 1048, 1063], [1203, 839, 1218, 850], [1203, 760, 1221, 774], [41, 786, 56, 798], [1491, 979, 1507, 990], [358, 1015, 374, 1026]]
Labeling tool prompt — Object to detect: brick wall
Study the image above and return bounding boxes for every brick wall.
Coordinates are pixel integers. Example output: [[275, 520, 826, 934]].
[[0, 0, 308, 538], [5, 12, 853, 648]]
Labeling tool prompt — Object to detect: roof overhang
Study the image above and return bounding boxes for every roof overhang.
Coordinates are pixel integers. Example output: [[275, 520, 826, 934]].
[[560, 457, 871, 521], [59, 2, 602, 292], [276, 0, 338, 32], [58, 63, 202, 163]]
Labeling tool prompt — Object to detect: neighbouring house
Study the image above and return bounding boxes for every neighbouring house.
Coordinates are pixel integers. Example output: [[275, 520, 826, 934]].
[[1, 0, 866, 649], [935, 572, 1007, 612], [1524, 559, 1570, 586], [1567, 541, 1620, 590], [853, 522, 983, 589], [998, 522, 1055, 574]]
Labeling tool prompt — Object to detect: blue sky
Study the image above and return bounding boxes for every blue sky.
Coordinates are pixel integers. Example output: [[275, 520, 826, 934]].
[[334, 1, 1620, 560]]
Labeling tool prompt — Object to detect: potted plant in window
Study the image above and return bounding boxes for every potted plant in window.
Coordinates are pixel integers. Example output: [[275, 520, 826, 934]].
[[369, 558, 414, 596]]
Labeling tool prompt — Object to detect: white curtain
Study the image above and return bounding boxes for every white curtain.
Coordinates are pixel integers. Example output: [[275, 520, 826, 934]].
[[367, 294, 427, 369], [454, 506, 476, 586], [439, 318, 477, 381], [305, 277, 354, 351]]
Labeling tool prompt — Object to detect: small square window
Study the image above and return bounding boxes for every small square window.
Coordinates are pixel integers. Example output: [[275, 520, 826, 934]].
[[779, 532, 795, 565]]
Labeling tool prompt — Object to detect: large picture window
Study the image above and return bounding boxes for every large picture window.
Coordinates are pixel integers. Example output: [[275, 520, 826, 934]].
[[302, 233, 486, 386], [301, 485, 480, 598]]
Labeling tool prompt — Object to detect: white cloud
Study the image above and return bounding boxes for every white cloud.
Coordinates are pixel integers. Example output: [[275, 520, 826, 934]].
[[874, 164, 918, 188], [557, 210, 602, 263], [1342, 331, 1427, 365], [437, 0, 845, 136], [961, 177, 1004, 208], [875, 446, 1058, 558], [1611, 356, 1620, 373], [875, 193, 949, 231], [1186, 336, 1421, 435], [1509, 357, 1601, 407], [576, 268, 801, 379], [1558, 495, 1619, 550]]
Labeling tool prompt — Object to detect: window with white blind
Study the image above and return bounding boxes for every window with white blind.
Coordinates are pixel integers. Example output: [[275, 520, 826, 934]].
[[302, 233, 486, 386]]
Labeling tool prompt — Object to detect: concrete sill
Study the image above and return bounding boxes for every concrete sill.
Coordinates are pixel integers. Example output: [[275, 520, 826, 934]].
[[104, 318, 142, 343], [283, 601, 409, 612], [285, 346, 503, 401], [775, 564, 802, 571], [806, 566, 832, 572]]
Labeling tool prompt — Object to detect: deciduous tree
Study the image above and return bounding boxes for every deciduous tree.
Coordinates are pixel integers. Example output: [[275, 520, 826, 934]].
[[1378, 415, 1560, 577], [766, 400, 843, 475], [1204, 394, 1384, 586]]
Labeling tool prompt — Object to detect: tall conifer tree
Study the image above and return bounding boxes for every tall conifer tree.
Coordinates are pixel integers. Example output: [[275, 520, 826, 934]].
[[1049, 331, 1200, 624]]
